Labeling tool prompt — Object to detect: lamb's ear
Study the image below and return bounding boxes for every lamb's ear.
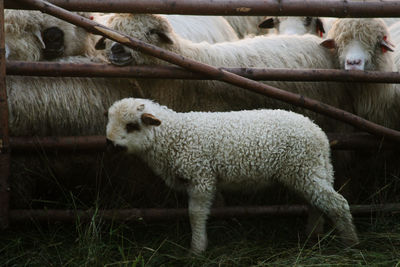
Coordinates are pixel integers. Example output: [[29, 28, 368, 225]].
[[320, 39, 336, 49], [141, 113, 161, 126], [149, 29, 174, 44], [258, 17, 275, 29], [95, 37, 106, 50], [316, 18, 325, 34]]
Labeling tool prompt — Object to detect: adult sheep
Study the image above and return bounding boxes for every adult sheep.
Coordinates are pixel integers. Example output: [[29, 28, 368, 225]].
[[106, 98, 359, 253], [258, 16, 335, 37], [320, 18, 398, 128], [96, 13, 353, 132], [161, 15, 239, 43], [320, 18, 400, 203], [223, 16, 268, 38], [389, 21, 400, 68]]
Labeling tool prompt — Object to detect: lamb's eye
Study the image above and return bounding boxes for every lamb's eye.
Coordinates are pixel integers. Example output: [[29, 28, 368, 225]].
[[126, 122, 140, 133]]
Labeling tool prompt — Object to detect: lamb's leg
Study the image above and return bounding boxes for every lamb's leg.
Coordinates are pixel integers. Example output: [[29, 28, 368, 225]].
[[305, 206, 325, 240], [187, 184, 215, 254], [299, 177, 358, 246]]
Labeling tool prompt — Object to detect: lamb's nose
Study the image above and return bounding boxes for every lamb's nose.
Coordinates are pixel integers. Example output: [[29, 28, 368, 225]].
[[106, 138, 127, 153], [346, 59, 362, 66]]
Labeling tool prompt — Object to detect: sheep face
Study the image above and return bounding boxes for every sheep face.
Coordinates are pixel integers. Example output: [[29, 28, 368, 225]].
[[41, 12, 91, 59], [259, 16, 325, 36], [106, 98, 161, 153], [320, 18, 395, 71], [5, 10, 91, 61], [95, 14, 176, 66]]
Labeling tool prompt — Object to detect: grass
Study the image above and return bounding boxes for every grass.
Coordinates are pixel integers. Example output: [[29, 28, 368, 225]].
[[4, 150, 400, 266], [2, 213, 400, 266]]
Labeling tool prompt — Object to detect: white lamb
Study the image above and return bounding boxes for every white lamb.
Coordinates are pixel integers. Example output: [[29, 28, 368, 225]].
[[106, 98, 359, 253]]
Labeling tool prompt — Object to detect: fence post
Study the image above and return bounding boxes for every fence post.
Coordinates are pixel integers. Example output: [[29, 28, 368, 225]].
[[0, 0, 10, 229]]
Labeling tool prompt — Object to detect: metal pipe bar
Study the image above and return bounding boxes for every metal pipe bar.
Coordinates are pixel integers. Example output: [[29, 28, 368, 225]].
[[8, 133, 399, 152], [9, 136, 106, 153], [9, 203, 400, 223], [14, 0, 400, 144], [0, 0, 10, 229], [6, 0, 400, 17], [7, 61, 400, 84]]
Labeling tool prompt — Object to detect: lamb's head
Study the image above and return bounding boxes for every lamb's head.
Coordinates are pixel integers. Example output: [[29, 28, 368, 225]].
[[95, 14, 177, 66], [5, 10, 92, 61], [258, 16, 325, 36], [106, 98, 162, 153], [320, 18, 395, 71]]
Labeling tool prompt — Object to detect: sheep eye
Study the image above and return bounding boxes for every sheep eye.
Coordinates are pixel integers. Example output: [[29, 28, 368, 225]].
[[126, 122, 140, 133], [305, 17, 313, 26]]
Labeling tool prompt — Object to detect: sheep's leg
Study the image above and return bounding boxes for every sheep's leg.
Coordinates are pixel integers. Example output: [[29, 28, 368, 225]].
[[297, 177, 358, 247], [187, 182, 215, 254], [305, 206, 325, 240]]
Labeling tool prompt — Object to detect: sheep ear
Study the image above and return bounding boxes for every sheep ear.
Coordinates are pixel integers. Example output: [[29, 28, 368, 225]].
[[316, 18, 325, 34], [258, 18, 275, 29], [320, 39, 336, 49], [150, 29, 174, 44], [34, 29, 46, 49], [95, 37, 106, 50], [141, 113, 161, 126], [381, 36, 395, 53]]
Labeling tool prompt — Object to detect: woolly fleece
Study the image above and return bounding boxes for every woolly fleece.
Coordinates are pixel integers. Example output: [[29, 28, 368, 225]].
[[106, 98, 358, 253]]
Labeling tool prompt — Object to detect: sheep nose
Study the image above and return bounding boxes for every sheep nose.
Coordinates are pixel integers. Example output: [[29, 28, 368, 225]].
[[111, 43, 125, 55], [346, 59, 362, 66], [106, 138, 127, 153]]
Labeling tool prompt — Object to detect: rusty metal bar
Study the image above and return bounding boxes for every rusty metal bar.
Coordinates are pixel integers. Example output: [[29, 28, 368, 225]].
[[0, 0, 10, 229], [10, 136, 106, 153], [14, 0, 400, 144], [6, 0, 400, 17], [7, 61, 400, 84], [9, 203, 400, 223], [327, 133, 398, 150], [8, 133, 399, 152]]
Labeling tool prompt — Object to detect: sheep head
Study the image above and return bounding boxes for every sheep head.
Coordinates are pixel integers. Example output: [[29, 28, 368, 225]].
[[259, 16, 325, 36], [5, 10, 92, 61], [106, 98, 161, 154], [95, 14, 176, 66], [41, 12, 93, 59], [320, 18, 395, 71]]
